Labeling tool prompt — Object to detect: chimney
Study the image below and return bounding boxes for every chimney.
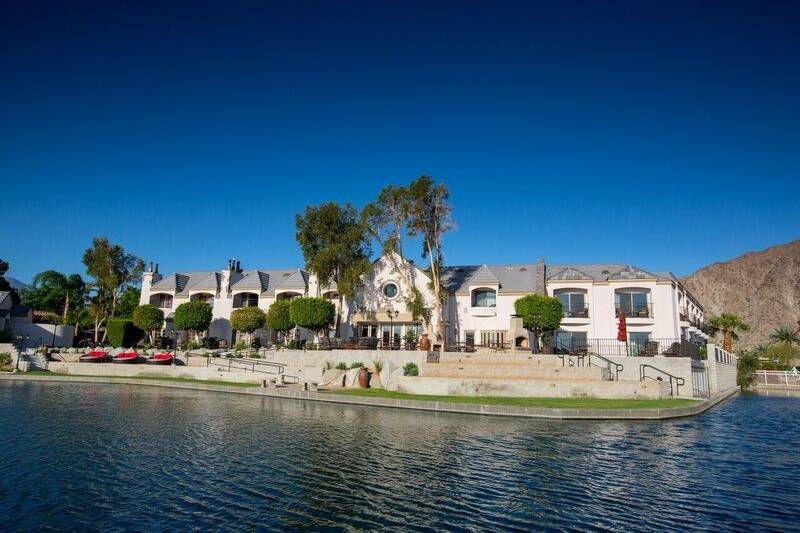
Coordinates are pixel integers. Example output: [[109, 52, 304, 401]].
[[236, 260, 241, 272], [154, 263, 159, 274]]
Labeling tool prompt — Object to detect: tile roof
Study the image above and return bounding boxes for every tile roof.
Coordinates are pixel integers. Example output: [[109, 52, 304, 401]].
[[546, 264, 667, 282], [442, 263, 545, 294], [468, 265, 500, 285]]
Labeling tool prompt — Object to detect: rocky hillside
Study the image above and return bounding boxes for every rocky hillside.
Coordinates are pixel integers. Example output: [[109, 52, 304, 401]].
[[682, 240, 800, 351]]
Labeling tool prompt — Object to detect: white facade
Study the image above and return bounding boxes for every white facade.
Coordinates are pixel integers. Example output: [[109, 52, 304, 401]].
[[139, 257, 706, 352]]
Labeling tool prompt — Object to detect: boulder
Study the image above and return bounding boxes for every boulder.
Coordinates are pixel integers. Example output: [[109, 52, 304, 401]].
[[320, 368, 345, 388]]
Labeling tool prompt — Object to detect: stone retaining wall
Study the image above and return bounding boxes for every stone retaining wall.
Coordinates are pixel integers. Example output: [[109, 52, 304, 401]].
[[47, 361, 265, 384]]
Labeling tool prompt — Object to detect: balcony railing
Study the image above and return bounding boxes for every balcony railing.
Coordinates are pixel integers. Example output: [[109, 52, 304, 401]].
[[615, 304, 652, 319], [562, 304, 589, 318], [548, 338, 704, 359]]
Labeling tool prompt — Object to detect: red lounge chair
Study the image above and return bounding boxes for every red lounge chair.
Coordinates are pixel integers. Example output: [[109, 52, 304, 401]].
[[80, 351, 109, 363], [112, 351, 140, 364], [146, 352, 173, 365]]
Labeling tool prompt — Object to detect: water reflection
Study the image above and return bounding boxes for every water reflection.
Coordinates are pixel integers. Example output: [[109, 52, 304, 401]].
[[1, 383, 799, 531]]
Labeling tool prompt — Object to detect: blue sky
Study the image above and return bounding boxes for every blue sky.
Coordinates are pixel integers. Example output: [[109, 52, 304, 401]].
[[2, 1, 799, 283]]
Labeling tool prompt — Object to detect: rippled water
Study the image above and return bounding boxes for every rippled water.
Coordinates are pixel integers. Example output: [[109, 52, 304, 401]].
[[1, 382, 799, 531]]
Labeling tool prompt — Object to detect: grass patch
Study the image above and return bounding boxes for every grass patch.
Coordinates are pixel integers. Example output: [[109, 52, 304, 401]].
[[17, 370, 257, 388], [322, 388, 699, 409]]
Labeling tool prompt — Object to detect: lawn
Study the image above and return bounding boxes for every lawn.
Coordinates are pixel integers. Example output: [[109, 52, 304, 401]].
[[17, 370, 257, 388], [322, 388, 699, 409]]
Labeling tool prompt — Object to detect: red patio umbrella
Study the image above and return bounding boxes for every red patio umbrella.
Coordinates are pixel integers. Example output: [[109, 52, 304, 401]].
[[617, 311, 627, 342]]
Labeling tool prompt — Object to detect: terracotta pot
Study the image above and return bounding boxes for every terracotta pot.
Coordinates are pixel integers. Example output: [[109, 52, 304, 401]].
[[357, 367, 371, 388], [419, 334, 431, 351]]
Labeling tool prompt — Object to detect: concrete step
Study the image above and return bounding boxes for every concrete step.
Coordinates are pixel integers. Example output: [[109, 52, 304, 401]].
[[438, 353, 567, 367], [389, 376, 665, 400], [421, 362, 605, 380]]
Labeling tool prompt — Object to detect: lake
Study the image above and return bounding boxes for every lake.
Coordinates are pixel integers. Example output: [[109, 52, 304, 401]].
[[1, 381, 798, 531]]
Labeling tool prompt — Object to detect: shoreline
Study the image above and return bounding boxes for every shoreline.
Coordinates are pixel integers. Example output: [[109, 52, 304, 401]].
[[0, 373, 740, 420]]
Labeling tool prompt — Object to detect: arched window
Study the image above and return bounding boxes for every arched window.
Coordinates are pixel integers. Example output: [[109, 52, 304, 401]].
[[471, 288, 496, 308], [150, 293, 173, 309], [234, 292, 259, 308], [554, 289, 588, 318], [615, 288, 650, 318]]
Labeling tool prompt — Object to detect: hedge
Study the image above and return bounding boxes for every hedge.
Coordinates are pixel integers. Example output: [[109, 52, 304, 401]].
[[107, 318, 145, 348]]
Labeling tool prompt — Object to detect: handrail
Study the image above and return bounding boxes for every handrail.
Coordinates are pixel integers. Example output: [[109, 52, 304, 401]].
[[205, 355, 300, 383], [587, 352, 623, 381], [639, 364, 685, 397], [551, 342, 622, 381]]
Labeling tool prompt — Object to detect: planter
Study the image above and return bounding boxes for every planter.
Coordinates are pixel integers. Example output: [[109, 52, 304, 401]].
[[419, 334, 431, 351], [357, 367, 371, 388]]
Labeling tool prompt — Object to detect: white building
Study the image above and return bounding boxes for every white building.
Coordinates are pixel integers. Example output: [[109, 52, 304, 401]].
[[139, 256, 707, 353]]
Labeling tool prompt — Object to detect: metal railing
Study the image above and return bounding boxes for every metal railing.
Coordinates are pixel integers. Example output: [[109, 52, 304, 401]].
[[551, 338, 701, 359], [562, 305, 589, 318], [615, 304, 652, 319], [640, 364, 685, 396], [205, 355, 299, 383], [754, 370, 800, 388]]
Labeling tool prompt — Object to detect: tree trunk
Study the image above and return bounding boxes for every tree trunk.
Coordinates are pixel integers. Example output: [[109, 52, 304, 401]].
[[723, 330, 733, 352], [530, 329, 540, 354], [335, 294, 343, 338], [63, 291, 70, 325]]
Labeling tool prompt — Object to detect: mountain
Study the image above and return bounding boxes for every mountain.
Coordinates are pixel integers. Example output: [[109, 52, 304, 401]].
[[7, 277, 29, 290], [682, 240, 800, 351]]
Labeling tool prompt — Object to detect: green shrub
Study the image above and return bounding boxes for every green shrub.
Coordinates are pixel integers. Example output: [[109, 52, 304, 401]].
[[173, 301, 213, 339], [132, 304, 164, 343], [324, 360, 334, 370], [698, 345, 708, 360], [335, 361, 348, 370], [372, 360, 383, 373], [403, 362, 419, 376], [0, 352, 11, 368], [106, 319, 145, 348], [230, 306, 267, 344], [234, 341, 248, 351], [266, 300, 294, 337], [289, 297, 335, 333], [186, 340, 201, 350], [202, 337, 219, 349], [350, 361, 364, 369]]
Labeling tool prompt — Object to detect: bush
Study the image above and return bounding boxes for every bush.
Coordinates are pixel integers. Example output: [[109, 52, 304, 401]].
[[234, 341, 248, 351], [132, 304, 165, 342], [231, 307, 267, 338], [0, 352, 11, 368], [106, 319, 145, 348], [403, 362, 419, 376], [514, 294, 562, 353], [202, 337, 219, 349], [335, 362, 348, 370], [289, 297, 335, 333], [186, 340, 201, 350], [350, 361, 364, 369], [173, 301, 213, 338], [372, 360, 383, 373], [266, 300, 294, 335]]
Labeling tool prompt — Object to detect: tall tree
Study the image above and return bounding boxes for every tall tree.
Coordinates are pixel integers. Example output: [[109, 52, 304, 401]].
[[22, 270, 86, 323], [361, 185, 431, 327], [0, 259, 20, 305], [406, 176, 454, 341], [708, 313, 750, 352], [82, 237, 144, 342], [296, 202, 371, 337]]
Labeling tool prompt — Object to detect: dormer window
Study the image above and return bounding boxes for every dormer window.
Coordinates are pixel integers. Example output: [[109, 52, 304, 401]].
[[234, 292, 259, 308], [471, 288, 496, 308]]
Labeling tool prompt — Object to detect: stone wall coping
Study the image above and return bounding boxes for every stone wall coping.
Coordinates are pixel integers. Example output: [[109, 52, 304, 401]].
[[0, 374, 739, 420]]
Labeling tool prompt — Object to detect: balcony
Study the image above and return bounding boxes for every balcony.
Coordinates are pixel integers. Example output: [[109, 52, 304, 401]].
[[562, 304, 589, 319], [615, 304, 652, 319], [549, 338, 704, 359]]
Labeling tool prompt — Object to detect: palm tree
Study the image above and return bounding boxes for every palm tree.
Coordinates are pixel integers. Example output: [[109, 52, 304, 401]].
[[32, 270, 86, 324], [708, 313, 750, 352], [769, 324, 800, 346]]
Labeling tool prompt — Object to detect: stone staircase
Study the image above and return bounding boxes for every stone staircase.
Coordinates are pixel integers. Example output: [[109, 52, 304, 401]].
[[24, 349, 49, 371], [388, 353, 670, 400]]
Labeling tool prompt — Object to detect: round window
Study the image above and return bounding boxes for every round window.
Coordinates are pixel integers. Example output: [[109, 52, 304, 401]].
[[382, 283, 399, 299]]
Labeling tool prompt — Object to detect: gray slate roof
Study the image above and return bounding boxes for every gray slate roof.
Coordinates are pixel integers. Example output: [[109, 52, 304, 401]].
[[546, 264, 669, 282], [151, 269, 308, 297], [442, 263, 545, 294], [0, 291, 9, 306]]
